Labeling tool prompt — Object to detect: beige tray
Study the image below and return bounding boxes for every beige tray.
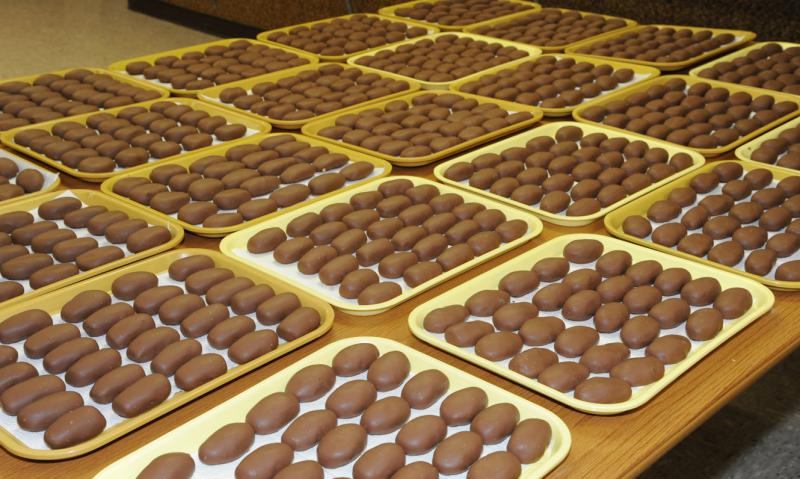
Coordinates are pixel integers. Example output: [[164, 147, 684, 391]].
[[256, 13, 439, 62], [301, 90, 543, 167], [605, 159, 800, 290], [220, 175, 543, 315], [735, 115, 800, 175], [379, 0, 540, 31], [346, 31, 542, 90], [108, 38, 318, 97], [94, 337, 571, 479], [434, 121, 705, 226], [0, 98, 271, 182], [572, 74, 800, 157], [688, 41, 800, 89], [197, 63, 422, 129], [448, 53, 660, 117], [565, 24, 756, 71], [409, 234, 774, 414], [464, 7, 637, 53], [0, 67, 170, 127], [0, 249, 334, 460], [0, 188, 182, 308], [100, 132, 392, 237]]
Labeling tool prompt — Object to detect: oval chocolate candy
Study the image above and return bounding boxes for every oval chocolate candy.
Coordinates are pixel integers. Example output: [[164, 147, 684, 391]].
[[285, 364, 336, 402], [137, 452, 195, 479], [175, 353, 227, 390], [0, 309, 52, 343], [198, 422, 255, 465], [281, 409, 337, 451], [90, 364, 145, 404], [396, 415, 447, 455], [316, 423, 367, 468], [112, 373, 170, 417], [65, 348, 122, 387], [17, 391, 83, 432], [367, 350, 410, 391], [330, 343, 378, 378], [235, 444, 292, 479], [325, 379, 377, 418], [44, 405, 106, 449]]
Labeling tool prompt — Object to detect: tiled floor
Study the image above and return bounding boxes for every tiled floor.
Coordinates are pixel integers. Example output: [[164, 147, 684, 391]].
[[1, 1, 798, 478]]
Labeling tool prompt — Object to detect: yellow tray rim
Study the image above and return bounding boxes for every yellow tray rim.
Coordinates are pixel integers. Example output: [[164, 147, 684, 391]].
[[220, 175, 543, 315], [378, 0, 541, 32], [448, 53, 660, 117], [108, 38, 319, 97], [0, 97, 272, 182], [735, 114, 800, 175], [433, 121, 706, 226], [301, 89, 544, 167], [0, 248, 334, 461], [463, 7, 637, 53], [0, 188, 183, 308], [604, 159, 800, 290], [197, 62, 423, 130], [572, 74, 800, 157], [93, 336, 572, 479], [99, 131, 393, 237], [346, 31, 543, 90], [564, 24, 757, 71], [256, 13, 440, 62], [408, 233, 775, 414], [688, 41, 800, 83]]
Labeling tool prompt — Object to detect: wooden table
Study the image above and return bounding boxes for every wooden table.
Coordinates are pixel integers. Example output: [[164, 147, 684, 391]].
[[1, 144, 799, 479]]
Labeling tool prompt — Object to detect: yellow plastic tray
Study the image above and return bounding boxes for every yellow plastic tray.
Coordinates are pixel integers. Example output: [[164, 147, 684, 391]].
[[0, 146, 61, 205], [256, 13, 440, 62], [94, 336, 571, 479], [688, 41, 800, 87], [464, 7, 637, 53], [379, 0, 541, 32], [0, 189, 182, 308], [0, 67, 170, 124], [735, 115, 800, 175], [434, 121, 705, 227], [100, 132, 392, 237], [197, 62, 423, 130], [0, 98, 271, 182], [565, 24, 756, 71], [302, 90, 543, 167], [346, 32, 542, 90], [572, 75, 800, 157], [0, 249, 333, 460], [108, 38, 318, 97], [448, 53, 660, 117], [220, 175, 543, 315], [409, 233, 774, 414], [605, 159, 800, 290]]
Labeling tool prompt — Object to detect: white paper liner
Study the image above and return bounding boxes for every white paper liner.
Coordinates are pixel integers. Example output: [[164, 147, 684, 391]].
[[425, 255, 748, 401], [5, 191, 144, 295], [104, 340, 567, 479], [228, 177, 533, 307], [445, 119, 693, 218], [638, 172, 798, 280], [0, 269, 292, 451], [148, 162, 385, 221]]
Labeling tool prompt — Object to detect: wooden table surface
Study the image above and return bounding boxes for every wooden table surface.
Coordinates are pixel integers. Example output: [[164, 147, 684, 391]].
[[1, 141, 799, 479]]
